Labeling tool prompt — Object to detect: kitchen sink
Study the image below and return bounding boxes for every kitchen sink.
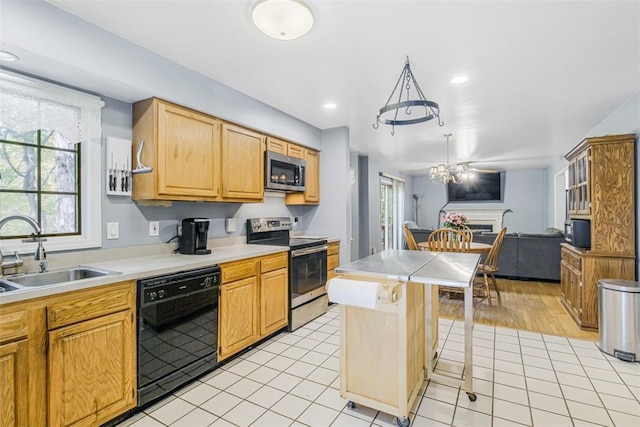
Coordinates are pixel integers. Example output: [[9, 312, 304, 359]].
[[1, 266, 121, 288]]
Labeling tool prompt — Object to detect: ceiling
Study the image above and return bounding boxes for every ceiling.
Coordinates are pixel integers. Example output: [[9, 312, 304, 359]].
[[40, 1, 640, 174]]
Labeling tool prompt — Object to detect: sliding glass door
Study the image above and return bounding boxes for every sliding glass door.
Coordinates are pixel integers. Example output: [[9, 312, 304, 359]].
[[380, 174, 404, 250]]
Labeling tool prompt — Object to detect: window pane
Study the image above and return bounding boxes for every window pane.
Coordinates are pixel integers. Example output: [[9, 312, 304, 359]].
[[41, 194, 77, 234], [0, 142, 39, 191], [0, 193, 39, 237], [0, 127, 38, 144], [41, 148, 77, 192]]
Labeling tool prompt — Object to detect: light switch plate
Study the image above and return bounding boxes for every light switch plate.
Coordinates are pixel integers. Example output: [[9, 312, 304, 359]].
[[149, 221, 160, 237], [107, 222, 119, 240]]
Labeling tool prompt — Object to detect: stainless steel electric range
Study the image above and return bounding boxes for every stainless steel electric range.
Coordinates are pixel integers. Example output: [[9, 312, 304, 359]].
[[247, 217, 328, 331]]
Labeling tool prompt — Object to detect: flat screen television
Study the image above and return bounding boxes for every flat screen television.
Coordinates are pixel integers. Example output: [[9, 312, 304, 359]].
[[447, 172, 503, 202]]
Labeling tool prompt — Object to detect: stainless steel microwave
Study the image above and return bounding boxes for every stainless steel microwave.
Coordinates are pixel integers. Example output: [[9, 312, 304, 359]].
[[265, 151, 306, 192]]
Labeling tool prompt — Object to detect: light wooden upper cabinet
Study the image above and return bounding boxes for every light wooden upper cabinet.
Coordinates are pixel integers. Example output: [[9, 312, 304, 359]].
[[286, 148, 320, 205], [221, 123, 265, 201], [132, 98, 221, 201], [266, 137, 305, 160]]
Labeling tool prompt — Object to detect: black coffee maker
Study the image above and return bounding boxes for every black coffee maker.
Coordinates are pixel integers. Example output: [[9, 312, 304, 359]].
[[178, 218, 212, 255]]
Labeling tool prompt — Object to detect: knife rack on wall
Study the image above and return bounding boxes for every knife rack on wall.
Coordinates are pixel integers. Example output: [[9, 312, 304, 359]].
[[106, 137, 132, 197]]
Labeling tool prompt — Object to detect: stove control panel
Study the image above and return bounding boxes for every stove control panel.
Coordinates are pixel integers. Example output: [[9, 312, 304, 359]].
[[247, 217, 292, 233]]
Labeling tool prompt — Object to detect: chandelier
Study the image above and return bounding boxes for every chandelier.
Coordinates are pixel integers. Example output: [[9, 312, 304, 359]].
[[374, 56, 443, 135], [429, 134, 470, 184]]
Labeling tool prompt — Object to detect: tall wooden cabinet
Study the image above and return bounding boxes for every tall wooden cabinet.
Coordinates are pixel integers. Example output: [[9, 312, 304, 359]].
[[561, 134, 636, 330]]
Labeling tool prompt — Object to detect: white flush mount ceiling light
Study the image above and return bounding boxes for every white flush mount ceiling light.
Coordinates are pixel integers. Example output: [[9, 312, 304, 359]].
[[252, 0, 314, 41], [323, 103, 337, 109], [0, 50, 19, 61], [451, 75, 468, 84]]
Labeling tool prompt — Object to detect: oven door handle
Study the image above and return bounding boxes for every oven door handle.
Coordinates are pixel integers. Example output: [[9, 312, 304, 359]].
[[291, 245, 328, 258]]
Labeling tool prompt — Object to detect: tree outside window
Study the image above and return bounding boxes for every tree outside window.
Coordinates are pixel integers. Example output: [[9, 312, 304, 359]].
[[1, 128, 80, 238]]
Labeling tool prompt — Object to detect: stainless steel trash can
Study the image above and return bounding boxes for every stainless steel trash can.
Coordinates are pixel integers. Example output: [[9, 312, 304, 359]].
[[597, 279, 640, 362]]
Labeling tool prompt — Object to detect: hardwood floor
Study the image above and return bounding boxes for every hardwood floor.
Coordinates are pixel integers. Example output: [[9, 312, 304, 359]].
[[438, 278, 600, 341]]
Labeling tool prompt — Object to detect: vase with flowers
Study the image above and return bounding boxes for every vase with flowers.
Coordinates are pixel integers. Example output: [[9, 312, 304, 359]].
[[441, 212, 468, 241]]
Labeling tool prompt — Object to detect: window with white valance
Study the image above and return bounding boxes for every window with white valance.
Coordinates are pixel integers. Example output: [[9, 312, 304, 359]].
[[0, 69, 104, 253]]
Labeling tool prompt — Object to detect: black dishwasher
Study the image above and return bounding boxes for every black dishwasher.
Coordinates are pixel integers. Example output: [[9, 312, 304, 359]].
[[137, 265, 220, 407]]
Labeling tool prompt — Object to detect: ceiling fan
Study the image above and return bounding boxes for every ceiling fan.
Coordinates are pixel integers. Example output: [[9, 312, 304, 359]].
[[428, 134, 498, 184]]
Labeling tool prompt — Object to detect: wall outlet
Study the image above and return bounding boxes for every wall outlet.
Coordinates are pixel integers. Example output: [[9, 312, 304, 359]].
[[225, 218, 236, 233], [149, 221, 160, 237], [107, 222, 119, 240]]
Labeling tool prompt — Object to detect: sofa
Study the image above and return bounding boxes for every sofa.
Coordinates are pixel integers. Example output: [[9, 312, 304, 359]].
[[406, 227, 565, 282]]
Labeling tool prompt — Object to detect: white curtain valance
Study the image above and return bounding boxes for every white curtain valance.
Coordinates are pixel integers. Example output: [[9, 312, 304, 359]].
[[0, 69, 104, 143]]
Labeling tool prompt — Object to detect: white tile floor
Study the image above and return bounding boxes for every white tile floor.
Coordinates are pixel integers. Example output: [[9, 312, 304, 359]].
[[119, 306, 640, 426]]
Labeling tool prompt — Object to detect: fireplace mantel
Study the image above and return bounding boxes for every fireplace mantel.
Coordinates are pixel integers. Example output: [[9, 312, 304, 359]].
[[443, 209, 511, 232]]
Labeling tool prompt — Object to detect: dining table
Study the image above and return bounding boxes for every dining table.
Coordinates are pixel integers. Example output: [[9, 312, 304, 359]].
[[417, 241, 492, 254]]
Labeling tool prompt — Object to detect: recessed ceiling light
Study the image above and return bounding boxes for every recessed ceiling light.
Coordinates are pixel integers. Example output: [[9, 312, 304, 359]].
[[252, 0, 314, 41], [323, 103, 337, 110], [0, 50, 20, 61], [451, 75, 468, 84]]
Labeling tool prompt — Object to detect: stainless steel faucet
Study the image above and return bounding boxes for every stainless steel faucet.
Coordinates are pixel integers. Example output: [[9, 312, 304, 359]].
[[0, 215, 48, 275]]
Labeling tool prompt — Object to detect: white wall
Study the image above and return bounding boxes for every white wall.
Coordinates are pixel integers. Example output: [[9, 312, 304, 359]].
[[413, 169, 548, 233]]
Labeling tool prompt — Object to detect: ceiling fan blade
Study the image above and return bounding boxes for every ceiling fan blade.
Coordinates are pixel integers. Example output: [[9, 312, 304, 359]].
[[467, 167, 500, 173]]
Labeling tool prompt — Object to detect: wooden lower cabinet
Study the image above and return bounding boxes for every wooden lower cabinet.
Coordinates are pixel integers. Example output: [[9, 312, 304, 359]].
[[327, 241, 340, 280], [0, 339, 29, 427], [0, 281, 136, 427], [219, 253, 289, 361], [560, 244, 635, 330], [260, 268, 288, 336], [219, 276, 260, 360], [49, 311, 135, 427]]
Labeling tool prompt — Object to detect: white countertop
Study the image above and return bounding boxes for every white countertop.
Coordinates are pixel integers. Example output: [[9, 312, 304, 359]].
[[0, 244, 287, 305]]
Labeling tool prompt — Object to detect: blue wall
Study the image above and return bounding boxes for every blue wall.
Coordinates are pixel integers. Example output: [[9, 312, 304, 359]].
[[412, 169, 548, 233]]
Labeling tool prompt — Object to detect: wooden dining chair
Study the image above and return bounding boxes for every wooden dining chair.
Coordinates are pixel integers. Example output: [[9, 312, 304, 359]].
[[475, 227, 507, 302], [427, 228, 471, 252], [403, 225, 419, 250], [460, 225, 474, 243], [427, 228, 471, 299]]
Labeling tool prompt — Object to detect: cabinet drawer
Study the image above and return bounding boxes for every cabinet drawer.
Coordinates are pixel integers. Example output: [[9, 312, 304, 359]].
[[327, 254, 340, 271], [47, 286, 133, 330], [0, 310, 29, 343], [261, 253, 288, 273], [328, 242, 339, 256], [570, 255, 581, 270], [220, 259, 259, 283]]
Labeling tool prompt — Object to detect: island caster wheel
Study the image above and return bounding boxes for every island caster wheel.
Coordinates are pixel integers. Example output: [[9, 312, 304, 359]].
[[433, 351, 438, 360], [347, 401, 356, 409], [466, 392, 477, 402], [397, 416, 410, 427]]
